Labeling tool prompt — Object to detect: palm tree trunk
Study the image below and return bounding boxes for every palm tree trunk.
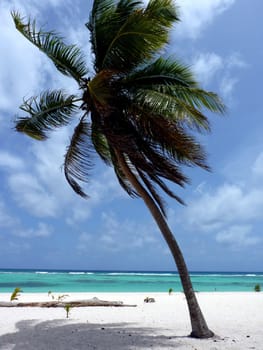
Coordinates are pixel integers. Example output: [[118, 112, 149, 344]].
[[116, 152, 214, 338]]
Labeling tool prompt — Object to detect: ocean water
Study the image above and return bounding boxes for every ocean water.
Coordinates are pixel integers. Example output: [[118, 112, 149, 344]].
[[0, 270, 262, 293]]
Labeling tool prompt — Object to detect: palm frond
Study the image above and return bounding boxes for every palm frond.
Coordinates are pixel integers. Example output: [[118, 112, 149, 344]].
[[123, 56, 224, 131], [87, 0, 142, 71], [102, 111, 189, 196], [145, 0, 179, 27], [124, 57, 197, 87], [88, 0, 177, 72], [12, 11, 88, 82], [131, 139, 188, 187], [113, 142, 184, 215], [101, 11, 171, 71], [64, 120, 94, 197], [15, 90, 79, 140], [136, 168, 167, 216], [146, 172, 185, 206], [87, 0, 115, 69], [129, 112, 209, 169], [116, 0, 143, 15], [130, 88, 212, 131], [90, 112, 112, 164], [131, 88, 180, 114], [112, 153, 139, 198], [158, 85, 225, 115]]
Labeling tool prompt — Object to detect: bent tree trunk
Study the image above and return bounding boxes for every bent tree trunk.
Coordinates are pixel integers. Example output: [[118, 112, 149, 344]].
[[117, 152, 214, 338]]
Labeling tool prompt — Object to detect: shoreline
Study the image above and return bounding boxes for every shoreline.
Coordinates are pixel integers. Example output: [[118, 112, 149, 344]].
[[0, 270, 262, 293], [0, 292, 262, 349]]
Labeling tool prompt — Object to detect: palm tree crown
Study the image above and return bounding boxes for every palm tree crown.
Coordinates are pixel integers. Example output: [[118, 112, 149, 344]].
[[12, 0, 224, 217]]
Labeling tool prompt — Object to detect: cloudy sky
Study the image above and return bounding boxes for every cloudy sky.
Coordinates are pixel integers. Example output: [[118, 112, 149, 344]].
[[0, 0, 262, 272]]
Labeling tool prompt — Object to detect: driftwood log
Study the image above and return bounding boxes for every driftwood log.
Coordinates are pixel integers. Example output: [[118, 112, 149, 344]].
[[0, 297, 136, 308]]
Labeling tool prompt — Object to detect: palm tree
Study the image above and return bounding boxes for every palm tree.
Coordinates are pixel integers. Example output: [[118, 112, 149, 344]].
[[12, 0, 224, 338]]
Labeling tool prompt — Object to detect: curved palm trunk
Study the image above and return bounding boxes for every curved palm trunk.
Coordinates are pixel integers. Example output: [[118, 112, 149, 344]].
[[117, 152, 214, 338]]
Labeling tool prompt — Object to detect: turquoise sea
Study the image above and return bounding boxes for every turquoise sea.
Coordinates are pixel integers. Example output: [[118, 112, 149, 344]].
[[0, 269, 262, 293]]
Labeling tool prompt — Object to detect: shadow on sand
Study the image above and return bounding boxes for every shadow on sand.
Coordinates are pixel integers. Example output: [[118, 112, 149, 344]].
[[0, 319, 193, 349]]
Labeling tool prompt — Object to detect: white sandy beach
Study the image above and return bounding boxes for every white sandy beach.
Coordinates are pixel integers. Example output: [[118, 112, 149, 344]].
[[0, 292, 262, 349]]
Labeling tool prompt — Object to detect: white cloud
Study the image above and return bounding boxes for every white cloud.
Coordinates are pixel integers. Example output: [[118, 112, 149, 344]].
[[0, 4, 45, 111], [31, 129, 73, 197], [5, 241, 31, 254], [216, 225, 261, 248], [4, 0, 73, 16], [77, 233, 91, 252], [192, 53, 223, 85], [12, 128, 97, 221], [100, 211, 159, 250], [192, 52, 247, 101], [1, 1, 122, 223], [176, 0, 236, 39], [194, 181, 207, 194], [219, 53, 247, 99], [78, 232, 92, 243], [0, 151, 24, 170], [66, 26, 92, 74], [183, 150, 263, 250], [0, 0, 89, 118], [0, 199, 52, 239], [35, 222, 53, 237], [0, 202, 14, 228], [77, 211, 159, 254], [0, 0, 122, 225], [226, 53, 247, 69], [8, 172, 58, 217], [69, 205, 91, 224], [219, 75, 238, 99], [252, 152, 263, 177], [1, 129, 124, 225], [14, 222, 53, 238], [187, 183, 263, 231], [66, 167, 125, 225]]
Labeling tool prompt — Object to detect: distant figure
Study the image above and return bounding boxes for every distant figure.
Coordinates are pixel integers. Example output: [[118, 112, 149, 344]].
[[144, 297, 155, 303]]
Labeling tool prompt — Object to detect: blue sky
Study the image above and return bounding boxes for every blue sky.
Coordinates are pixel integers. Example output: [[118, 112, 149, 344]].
[[0, 0, 262, 272]]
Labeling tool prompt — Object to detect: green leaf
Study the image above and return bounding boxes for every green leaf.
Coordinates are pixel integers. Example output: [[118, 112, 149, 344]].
[[91, 112, 112, 165], [88, 0, 178, 72], [128, 112, 209, 169], [124, 57, 225, 128], [64, 120, 94, 197], [12, 11, 88, 82], [10, 287, 22, 301], [88, 0, 142, 71], [145, 0, 179, 26], [101, 12, 169, 70], [158, 85, 225, 114], [125, 57, 197, 87], [15, 90, 79, 140]]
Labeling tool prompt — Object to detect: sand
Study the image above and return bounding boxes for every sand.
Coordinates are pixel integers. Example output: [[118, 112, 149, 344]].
[[0, 292, 262, 349]]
